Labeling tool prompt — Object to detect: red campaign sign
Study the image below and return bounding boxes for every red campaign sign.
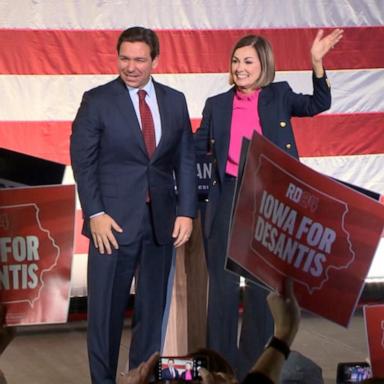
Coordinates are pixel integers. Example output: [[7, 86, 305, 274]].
[[364, 305, 384, 377], [0, 185, 75, 325], [228, 133, 384, 326]]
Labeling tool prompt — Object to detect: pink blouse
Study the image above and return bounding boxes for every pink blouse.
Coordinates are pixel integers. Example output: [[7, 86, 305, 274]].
[[225, 89, 262, 176]]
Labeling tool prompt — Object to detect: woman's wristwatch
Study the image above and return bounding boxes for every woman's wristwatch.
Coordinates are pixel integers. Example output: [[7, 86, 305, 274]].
[[264, 336, 290, 359]]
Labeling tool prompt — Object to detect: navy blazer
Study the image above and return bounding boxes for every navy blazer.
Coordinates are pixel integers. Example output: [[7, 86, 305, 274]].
[[161, 367, 180, 380], [195, 73, 331, 236], [70, 77, 197, 245]]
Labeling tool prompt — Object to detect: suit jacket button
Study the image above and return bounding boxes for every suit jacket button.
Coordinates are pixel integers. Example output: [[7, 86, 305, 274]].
[[286, 143, 292, 149], [280, 121, 286, 128], [211, 139, 215, 144], [204, 198, 209, 202]]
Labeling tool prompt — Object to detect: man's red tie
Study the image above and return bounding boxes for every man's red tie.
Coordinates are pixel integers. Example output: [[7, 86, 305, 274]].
[[138, 89, 156, 157]]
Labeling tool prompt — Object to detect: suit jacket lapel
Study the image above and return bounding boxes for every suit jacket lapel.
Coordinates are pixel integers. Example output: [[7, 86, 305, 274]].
[[214, 88, 235, 181], [113, 77, 148, 158], [258, 84, 274, 137], [153, 81, 168, 160]]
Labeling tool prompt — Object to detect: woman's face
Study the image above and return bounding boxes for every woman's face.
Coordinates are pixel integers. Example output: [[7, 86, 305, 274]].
[[231, 45, 261, 93]]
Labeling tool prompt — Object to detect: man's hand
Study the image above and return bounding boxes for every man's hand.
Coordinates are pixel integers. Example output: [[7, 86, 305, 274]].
[[172, 216, 193, 248], [267, 279, 300, 346], [90, 213, 123, 255], [117, 352, 160, 384]]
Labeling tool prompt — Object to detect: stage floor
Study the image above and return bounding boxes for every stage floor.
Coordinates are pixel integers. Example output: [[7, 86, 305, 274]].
[[0, 309, 370, 384]]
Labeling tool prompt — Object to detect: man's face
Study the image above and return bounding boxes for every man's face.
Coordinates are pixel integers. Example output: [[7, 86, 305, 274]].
[[118, 41, 158, 89], [168, 360, 174, 368]]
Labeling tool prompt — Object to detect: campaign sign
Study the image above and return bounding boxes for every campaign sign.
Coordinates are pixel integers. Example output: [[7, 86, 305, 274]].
[[196, 152, 213, 200], [0, 185, 75, 325], [364, 305, 384, 377], [228, 133, 384, 326]]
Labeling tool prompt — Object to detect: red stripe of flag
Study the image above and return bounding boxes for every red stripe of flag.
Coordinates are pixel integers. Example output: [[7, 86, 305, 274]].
[[1, 113, 383, 164], [292, 113, 384, 157], [0, 121, 71, 164], [0, 27, 383, 74]]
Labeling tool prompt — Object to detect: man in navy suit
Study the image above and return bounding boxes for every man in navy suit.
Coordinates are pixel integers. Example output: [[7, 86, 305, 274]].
[[70, 26, 196, 384], [161, 358, 180, 380]]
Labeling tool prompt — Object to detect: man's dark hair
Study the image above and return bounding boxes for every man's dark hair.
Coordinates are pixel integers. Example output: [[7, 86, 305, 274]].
[[116, 26, 160, 59]]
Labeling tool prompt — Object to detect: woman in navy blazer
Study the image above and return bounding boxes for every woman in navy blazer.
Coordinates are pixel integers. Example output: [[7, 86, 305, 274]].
[[194, 29, 343, 379]]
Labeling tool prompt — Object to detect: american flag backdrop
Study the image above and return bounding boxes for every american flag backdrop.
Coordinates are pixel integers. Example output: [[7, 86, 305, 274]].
[[1, 0, 383, 288]]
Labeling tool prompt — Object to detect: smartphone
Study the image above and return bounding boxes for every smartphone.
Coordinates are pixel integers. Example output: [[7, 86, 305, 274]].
[[336, 362, 372, 383], [154, 355, 209, 381]]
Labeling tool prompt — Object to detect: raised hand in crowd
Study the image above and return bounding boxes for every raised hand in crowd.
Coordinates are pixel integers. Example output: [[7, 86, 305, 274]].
[[117, 352, 159, 384], [243, 279, 301, 384], [186, 280, 301, 384], [267, 279, 301, 347]]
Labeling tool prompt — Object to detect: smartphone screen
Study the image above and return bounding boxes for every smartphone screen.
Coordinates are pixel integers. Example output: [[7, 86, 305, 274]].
[[155, 355, 209, 381], [336, 362, 372, 383]]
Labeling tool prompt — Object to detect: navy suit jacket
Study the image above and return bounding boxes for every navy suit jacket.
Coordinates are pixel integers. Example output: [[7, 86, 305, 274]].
[[161, 367, 180, 380], [70, 77, 197, 245], [195, 73, 331, 237]]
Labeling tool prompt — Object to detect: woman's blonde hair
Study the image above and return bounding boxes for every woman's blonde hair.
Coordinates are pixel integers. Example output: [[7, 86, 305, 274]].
[[229, 35, 275, 88]]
